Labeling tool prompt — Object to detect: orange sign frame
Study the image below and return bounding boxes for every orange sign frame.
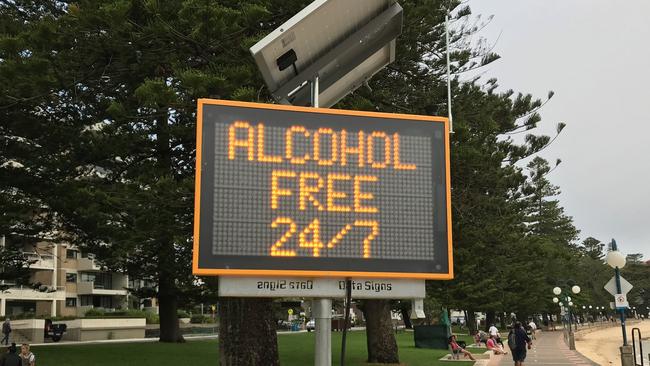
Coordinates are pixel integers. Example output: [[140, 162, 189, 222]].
[[192, 99, 453, 280]]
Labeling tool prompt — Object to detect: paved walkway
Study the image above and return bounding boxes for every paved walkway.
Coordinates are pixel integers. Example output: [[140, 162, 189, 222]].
[[488, 331, 598, 366]]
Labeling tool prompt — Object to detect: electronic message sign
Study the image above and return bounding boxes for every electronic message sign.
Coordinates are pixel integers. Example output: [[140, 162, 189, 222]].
[[193, 99, 452, 279]]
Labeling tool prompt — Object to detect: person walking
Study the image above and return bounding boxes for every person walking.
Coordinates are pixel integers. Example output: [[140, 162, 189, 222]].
[[19, 344, 34, 366], [527, 319, 537, 340], [1, 343, 22, 366], [1, 319, 11, 346], [508, 322, 532, 366]]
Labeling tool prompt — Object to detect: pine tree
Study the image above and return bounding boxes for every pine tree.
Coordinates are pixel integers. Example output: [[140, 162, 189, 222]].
[[0, 1, 79, 290], [580, 237, 605, 260], [338, 0, 518, 354], [0, 0, 307, 354]]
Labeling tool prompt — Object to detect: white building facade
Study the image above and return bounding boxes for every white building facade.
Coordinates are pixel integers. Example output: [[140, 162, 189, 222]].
[[1, 237, 136, 317]]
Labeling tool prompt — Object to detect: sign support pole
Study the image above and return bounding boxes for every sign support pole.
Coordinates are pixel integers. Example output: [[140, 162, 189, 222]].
[[311, 74, 332, 366], [611, 240, 628, 346], [314, 298, 332, 366], [445, 13, 454, 133]]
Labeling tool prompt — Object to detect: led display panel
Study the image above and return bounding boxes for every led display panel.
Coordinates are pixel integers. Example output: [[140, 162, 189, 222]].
[[193, 99, 452, 279]]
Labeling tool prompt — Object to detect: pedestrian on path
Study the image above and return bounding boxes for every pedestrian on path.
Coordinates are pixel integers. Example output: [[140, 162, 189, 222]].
[[1, 319, 10, 346], [527, 320, 537, 340], [508, 322, 532, 366]]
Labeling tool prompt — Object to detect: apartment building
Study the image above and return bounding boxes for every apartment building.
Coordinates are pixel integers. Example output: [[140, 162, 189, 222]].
[[1, 237, 136, 318]]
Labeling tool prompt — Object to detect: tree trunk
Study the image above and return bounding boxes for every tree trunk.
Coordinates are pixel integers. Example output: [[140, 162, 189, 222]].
[[466, 310, 477, 334], [219, 298, 279, 366], [499, 312, 508, 329], [363, 299, 399, 364], [517, 313, 529, 324], [158, 270, 184, 342], [401, 307, 412, 329], [485, 310, 496, 332]]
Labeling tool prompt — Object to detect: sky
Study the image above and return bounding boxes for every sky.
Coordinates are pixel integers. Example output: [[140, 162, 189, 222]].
[[466, 1, 650, 259]]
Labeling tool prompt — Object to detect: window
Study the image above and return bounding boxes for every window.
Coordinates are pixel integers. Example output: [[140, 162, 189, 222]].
[[80, 295, 92, 307], [65, 297, 77, 307], [66, 249, 78, 259], [80, 272, 96, 283], [80, 272, 112, 289], [66, 273, 77, 283], [99, 296, 113, 308]]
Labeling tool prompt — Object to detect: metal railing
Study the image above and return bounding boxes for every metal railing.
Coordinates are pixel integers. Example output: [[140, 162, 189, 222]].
[[632, 327, 644, 366], [24, 252, 55, 268], [0, 284, 65, 292]]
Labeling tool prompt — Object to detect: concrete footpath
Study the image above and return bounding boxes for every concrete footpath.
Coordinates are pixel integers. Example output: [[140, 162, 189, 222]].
[[488, 331, 598, 366]]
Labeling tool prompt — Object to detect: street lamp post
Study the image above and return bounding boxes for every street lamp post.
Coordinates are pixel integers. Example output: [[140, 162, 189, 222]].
[[606, 239, 634, 366], [552, 283, 581, 350], [606, 240, 627, 345]]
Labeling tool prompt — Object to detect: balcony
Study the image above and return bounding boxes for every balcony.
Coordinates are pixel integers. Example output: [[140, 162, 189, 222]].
[[0, 284, 66, 300], [77, 256, 102, 271], [77, 281, 128, 296], [24, 252, 55, 270]]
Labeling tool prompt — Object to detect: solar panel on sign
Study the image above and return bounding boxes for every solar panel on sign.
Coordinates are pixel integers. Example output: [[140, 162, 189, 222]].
[[250, 0, 403, 108]]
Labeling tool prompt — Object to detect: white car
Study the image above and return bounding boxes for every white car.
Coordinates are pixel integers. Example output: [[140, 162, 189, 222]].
[[306, 319, 315, 332]]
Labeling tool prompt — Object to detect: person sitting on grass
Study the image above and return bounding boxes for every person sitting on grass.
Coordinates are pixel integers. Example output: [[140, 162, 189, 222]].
[[489, 323, 504, 346], [487, 334, 508, 355], [448, 335, 476, 361]]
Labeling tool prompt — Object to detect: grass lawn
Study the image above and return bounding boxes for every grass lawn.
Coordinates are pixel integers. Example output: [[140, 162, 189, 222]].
[[31, 330, 483, 366]]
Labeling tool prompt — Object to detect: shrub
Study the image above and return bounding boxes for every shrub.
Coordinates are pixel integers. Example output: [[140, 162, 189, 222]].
[[145, 313, 159, 324], [13, 312, 36, 320], [190, 314, 210, 324], [54, 316, 78, 321], [84, 308, 106, 317]]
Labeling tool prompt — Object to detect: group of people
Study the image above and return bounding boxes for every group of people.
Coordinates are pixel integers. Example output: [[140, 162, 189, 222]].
[[450, 321, 535, 365], [0, 343, 35, 366], [1, 319, 36, 366]]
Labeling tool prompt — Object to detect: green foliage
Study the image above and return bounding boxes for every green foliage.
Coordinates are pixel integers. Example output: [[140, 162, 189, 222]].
[[0, 312, 35, 320], [0, 245, 32, 291], [580, 237, 605, 260], [0, 0, 323, 343], [83, 308, 105, 317], [83, 308, 160, 324], [621, 257, 650, 310], [190, 314, 213, 324], [340, 0, 583, 324], [84, 308, 143, 318], [0, 0, 610, 352], [626, 253, 643, 264]]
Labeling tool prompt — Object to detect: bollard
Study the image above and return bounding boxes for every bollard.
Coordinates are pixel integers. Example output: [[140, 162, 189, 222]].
[[568, 332, 576, 350], [620, 345, 634, 366]]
